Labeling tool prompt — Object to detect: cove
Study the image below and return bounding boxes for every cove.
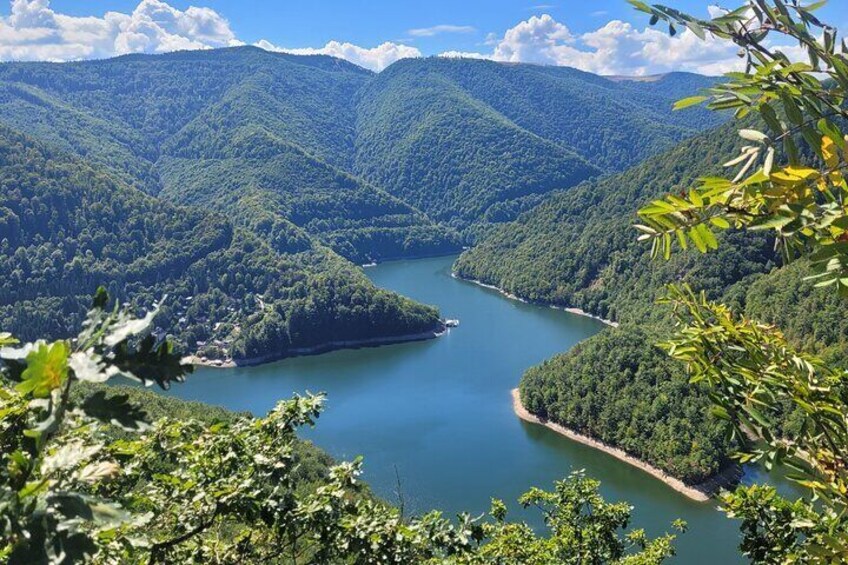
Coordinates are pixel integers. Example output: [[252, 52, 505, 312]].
[[164, 255, 776, 564]]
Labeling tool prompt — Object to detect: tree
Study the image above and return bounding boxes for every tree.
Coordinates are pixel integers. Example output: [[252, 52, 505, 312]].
[[631, 1, 848, 561]]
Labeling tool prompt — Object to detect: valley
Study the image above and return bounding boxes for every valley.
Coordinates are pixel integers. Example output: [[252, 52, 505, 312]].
[[0, 48, 721, 365], [2, 3, 847, 557]]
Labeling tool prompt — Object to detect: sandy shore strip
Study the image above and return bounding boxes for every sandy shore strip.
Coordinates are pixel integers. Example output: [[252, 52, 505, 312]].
[[186, 327, 446, 369], [512, 389, 741, 502], [455, 275, 619, 328]]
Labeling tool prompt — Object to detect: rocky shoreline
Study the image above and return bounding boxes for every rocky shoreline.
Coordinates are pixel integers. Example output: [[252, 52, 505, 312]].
[[511, 389, 742, 502]]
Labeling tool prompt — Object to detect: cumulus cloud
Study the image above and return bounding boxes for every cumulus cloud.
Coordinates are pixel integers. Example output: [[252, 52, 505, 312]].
[[491, 14, 575, 65], [256, 39, 420, 72], [440, 13, 744, 76], [0, 1, 794, 76], [408, 24, 475, 38], [0, 0, 239, 61], [0, 0, 420, 71]]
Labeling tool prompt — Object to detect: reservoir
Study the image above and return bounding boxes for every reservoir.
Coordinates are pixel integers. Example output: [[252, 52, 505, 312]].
[[167, 254, 777, 563]]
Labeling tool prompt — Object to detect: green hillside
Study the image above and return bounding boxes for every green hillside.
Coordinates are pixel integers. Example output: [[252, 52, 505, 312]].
[[354, 58, 721, 236], [0, 49, 722, 249], [0, 125, 442, 362], [354, 60, 600, 233], [0, 47, 726, 368], [456, 119, 847, 482], [520, 327, 733, 484], [453, 121, 777, 323], [0, 48, 460, 262]]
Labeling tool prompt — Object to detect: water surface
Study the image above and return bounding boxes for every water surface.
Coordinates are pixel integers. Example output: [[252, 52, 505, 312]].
[[167, 255, 780, 563]]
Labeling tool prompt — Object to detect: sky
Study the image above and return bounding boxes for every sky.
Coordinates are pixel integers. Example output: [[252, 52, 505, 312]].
[[1, 0, 846, 75]]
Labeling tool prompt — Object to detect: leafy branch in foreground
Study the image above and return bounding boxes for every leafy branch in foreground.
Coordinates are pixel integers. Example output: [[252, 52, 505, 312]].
[[660, 285, 848, 562], [631, 0, 848, 292], [1, 290, 682, 563], [0, 289, 193, 563], [629, 1, 848, 562], [661, 285, 847, 505]]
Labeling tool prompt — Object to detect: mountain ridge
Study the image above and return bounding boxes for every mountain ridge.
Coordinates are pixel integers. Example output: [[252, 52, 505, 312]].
[[0, 47, 724, 362]]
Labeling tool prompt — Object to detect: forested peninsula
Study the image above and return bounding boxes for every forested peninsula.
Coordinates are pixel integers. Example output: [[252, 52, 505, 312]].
[[455, 115, 844, 488]]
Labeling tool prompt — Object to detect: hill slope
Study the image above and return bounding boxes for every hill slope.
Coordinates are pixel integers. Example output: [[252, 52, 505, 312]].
[[0, 48, 460, 261], [0, 125, 443, 361], [0, 49, 722, 247], [354, 59, 721, 236], [0, 48, 728, 369], [457, 119, 848, 483]]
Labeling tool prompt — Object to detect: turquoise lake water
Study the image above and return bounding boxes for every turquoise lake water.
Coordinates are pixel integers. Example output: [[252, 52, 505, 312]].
[[166, 254, 791, 563]]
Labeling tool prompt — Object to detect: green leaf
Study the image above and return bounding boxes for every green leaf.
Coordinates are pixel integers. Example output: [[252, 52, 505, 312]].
[[627, 0, 653, 14], [673, 96, 708, 110], [686, 21, 706, 40], [0, 332, 17, 346], [688, 226, 707, 253], [739, 129, 768, 142], [92, 287, 110, 310], [15, 341, 70, 398], [709, 216, 730, 229], [110, 334, 192, 389]]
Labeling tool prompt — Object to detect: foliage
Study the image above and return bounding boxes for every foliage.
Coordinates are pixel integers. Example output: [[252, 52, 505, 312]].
[[0, 294, 683, 563], [630, 1, 848, 561], [660, 285, 848, 562], [0, 291, 193, 563], [476, 472, 682, 565], [632, 0, 848, 292]]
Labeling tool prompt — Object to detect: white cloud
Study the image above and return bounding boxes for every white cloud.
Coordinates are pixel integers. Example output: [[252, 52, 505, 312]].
[[256, 39, 420, 72], [0, 0, 419, 71], [408, 24, 475, 38], [492, 14, 575, 65], [0, 1, 798, 76], [0, 0, 240, 61], [439, 50, 488, 60], [439, 13, 744, 76]]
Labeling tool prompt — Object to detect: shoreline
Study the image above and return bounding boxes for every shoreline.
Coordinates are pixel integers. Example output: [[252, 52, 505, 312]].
[[454, 274, 619, 328], [187, 326, 446, 369], [511, 389, 741, 502], [361, 249, 465, 268]]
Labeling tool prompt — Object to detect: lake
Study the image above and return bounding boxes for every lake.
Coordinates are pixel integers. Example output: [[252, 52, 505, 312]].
[[166, 254, 781, 563]]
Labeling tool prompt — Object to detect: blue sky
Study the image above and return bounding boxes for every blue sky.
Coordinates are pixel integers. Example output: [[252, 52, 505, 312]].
[[34, 1, 726, 54], [2, 0, 847, 75]]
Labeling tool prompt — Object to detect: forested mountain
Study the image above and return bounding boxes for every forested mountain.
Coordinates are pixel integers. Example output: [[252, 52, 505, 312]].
[[0, 47, 724, 365], [0, 125, 442, 361], [456, 119, 848, 483], [354, 58, 721, 235], [0, 48, 460, 263], [0, 47, 721, 247], [454, 120, 777, 323]]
